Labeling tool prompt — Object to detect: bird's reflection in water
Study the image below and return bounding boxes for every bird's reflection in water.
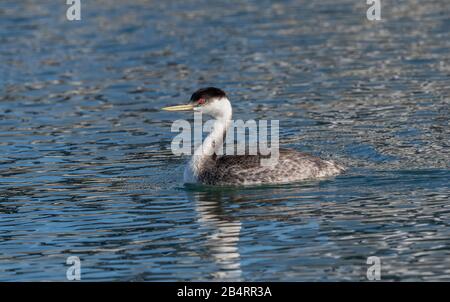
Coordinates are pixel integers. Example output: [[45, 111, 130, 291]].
[[186, 187, 243, 281]]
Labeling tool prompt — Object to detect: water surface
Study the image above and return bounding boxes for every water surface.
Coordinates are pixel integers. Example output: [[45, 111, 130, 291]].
[[0, 0, 449, 281]]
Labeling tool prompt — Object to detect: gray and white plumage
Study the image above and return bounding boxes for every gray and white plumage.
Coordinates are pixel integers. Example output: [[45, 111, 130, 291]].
[[196, 148, 344, 185], [163, 87, 344, 186]]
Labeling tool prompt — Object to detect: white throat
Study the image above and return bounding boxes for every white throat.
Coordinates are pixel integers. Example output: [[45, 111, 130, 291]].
[[184, 98, 232, 183]]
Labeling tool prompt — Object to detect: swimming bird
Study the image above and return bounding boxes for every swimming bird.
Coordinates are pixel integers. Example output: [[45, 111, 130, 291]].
[[162, 87, 344, 186]]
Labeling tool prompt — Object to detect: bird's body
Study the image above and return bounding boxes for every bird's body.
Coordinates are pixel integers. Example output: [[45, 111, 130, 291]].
[[162, 87, 344, 186], [185, 148, 344, 186]]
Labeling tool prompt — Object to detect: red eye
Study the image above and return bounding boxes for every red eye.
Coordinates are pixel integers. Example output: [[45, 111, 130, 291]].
[[197, 98, 205, 105]]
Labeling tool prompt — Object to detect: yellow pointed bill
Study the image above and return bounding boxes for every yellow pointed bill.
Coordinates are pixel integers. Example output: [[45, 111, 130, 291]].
[[161, 104, 194, 111]]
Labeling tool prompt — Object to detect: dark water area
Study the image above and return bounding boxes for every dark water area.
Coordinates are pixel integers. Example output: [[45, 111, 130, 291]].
[[0, 0, 449, 281]]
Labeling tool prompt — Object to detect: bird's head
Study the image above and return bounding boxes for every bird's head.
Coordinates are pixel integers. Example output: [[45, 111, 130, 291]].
[[162, 87, 232, 119]]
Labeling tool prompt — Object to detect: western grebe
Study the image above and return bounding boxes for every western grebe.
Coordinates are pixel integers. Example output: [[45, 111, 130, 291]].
[[162, 87, 344, 186]]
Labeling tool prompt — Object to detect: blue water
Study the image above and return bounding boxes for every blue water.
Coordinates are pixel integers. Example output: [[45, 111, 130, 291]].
[[0, 0, 449, 281]]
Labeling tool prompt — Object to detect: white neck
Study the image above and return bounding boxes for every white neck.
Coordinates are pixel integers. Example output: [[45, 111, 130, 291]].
[[184, 98, 232, 183]]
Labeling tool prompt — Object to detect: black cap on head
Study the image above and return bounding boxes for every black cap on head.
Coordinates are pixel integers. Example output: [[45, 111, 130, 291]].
[[190, 87, 227, 103]]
